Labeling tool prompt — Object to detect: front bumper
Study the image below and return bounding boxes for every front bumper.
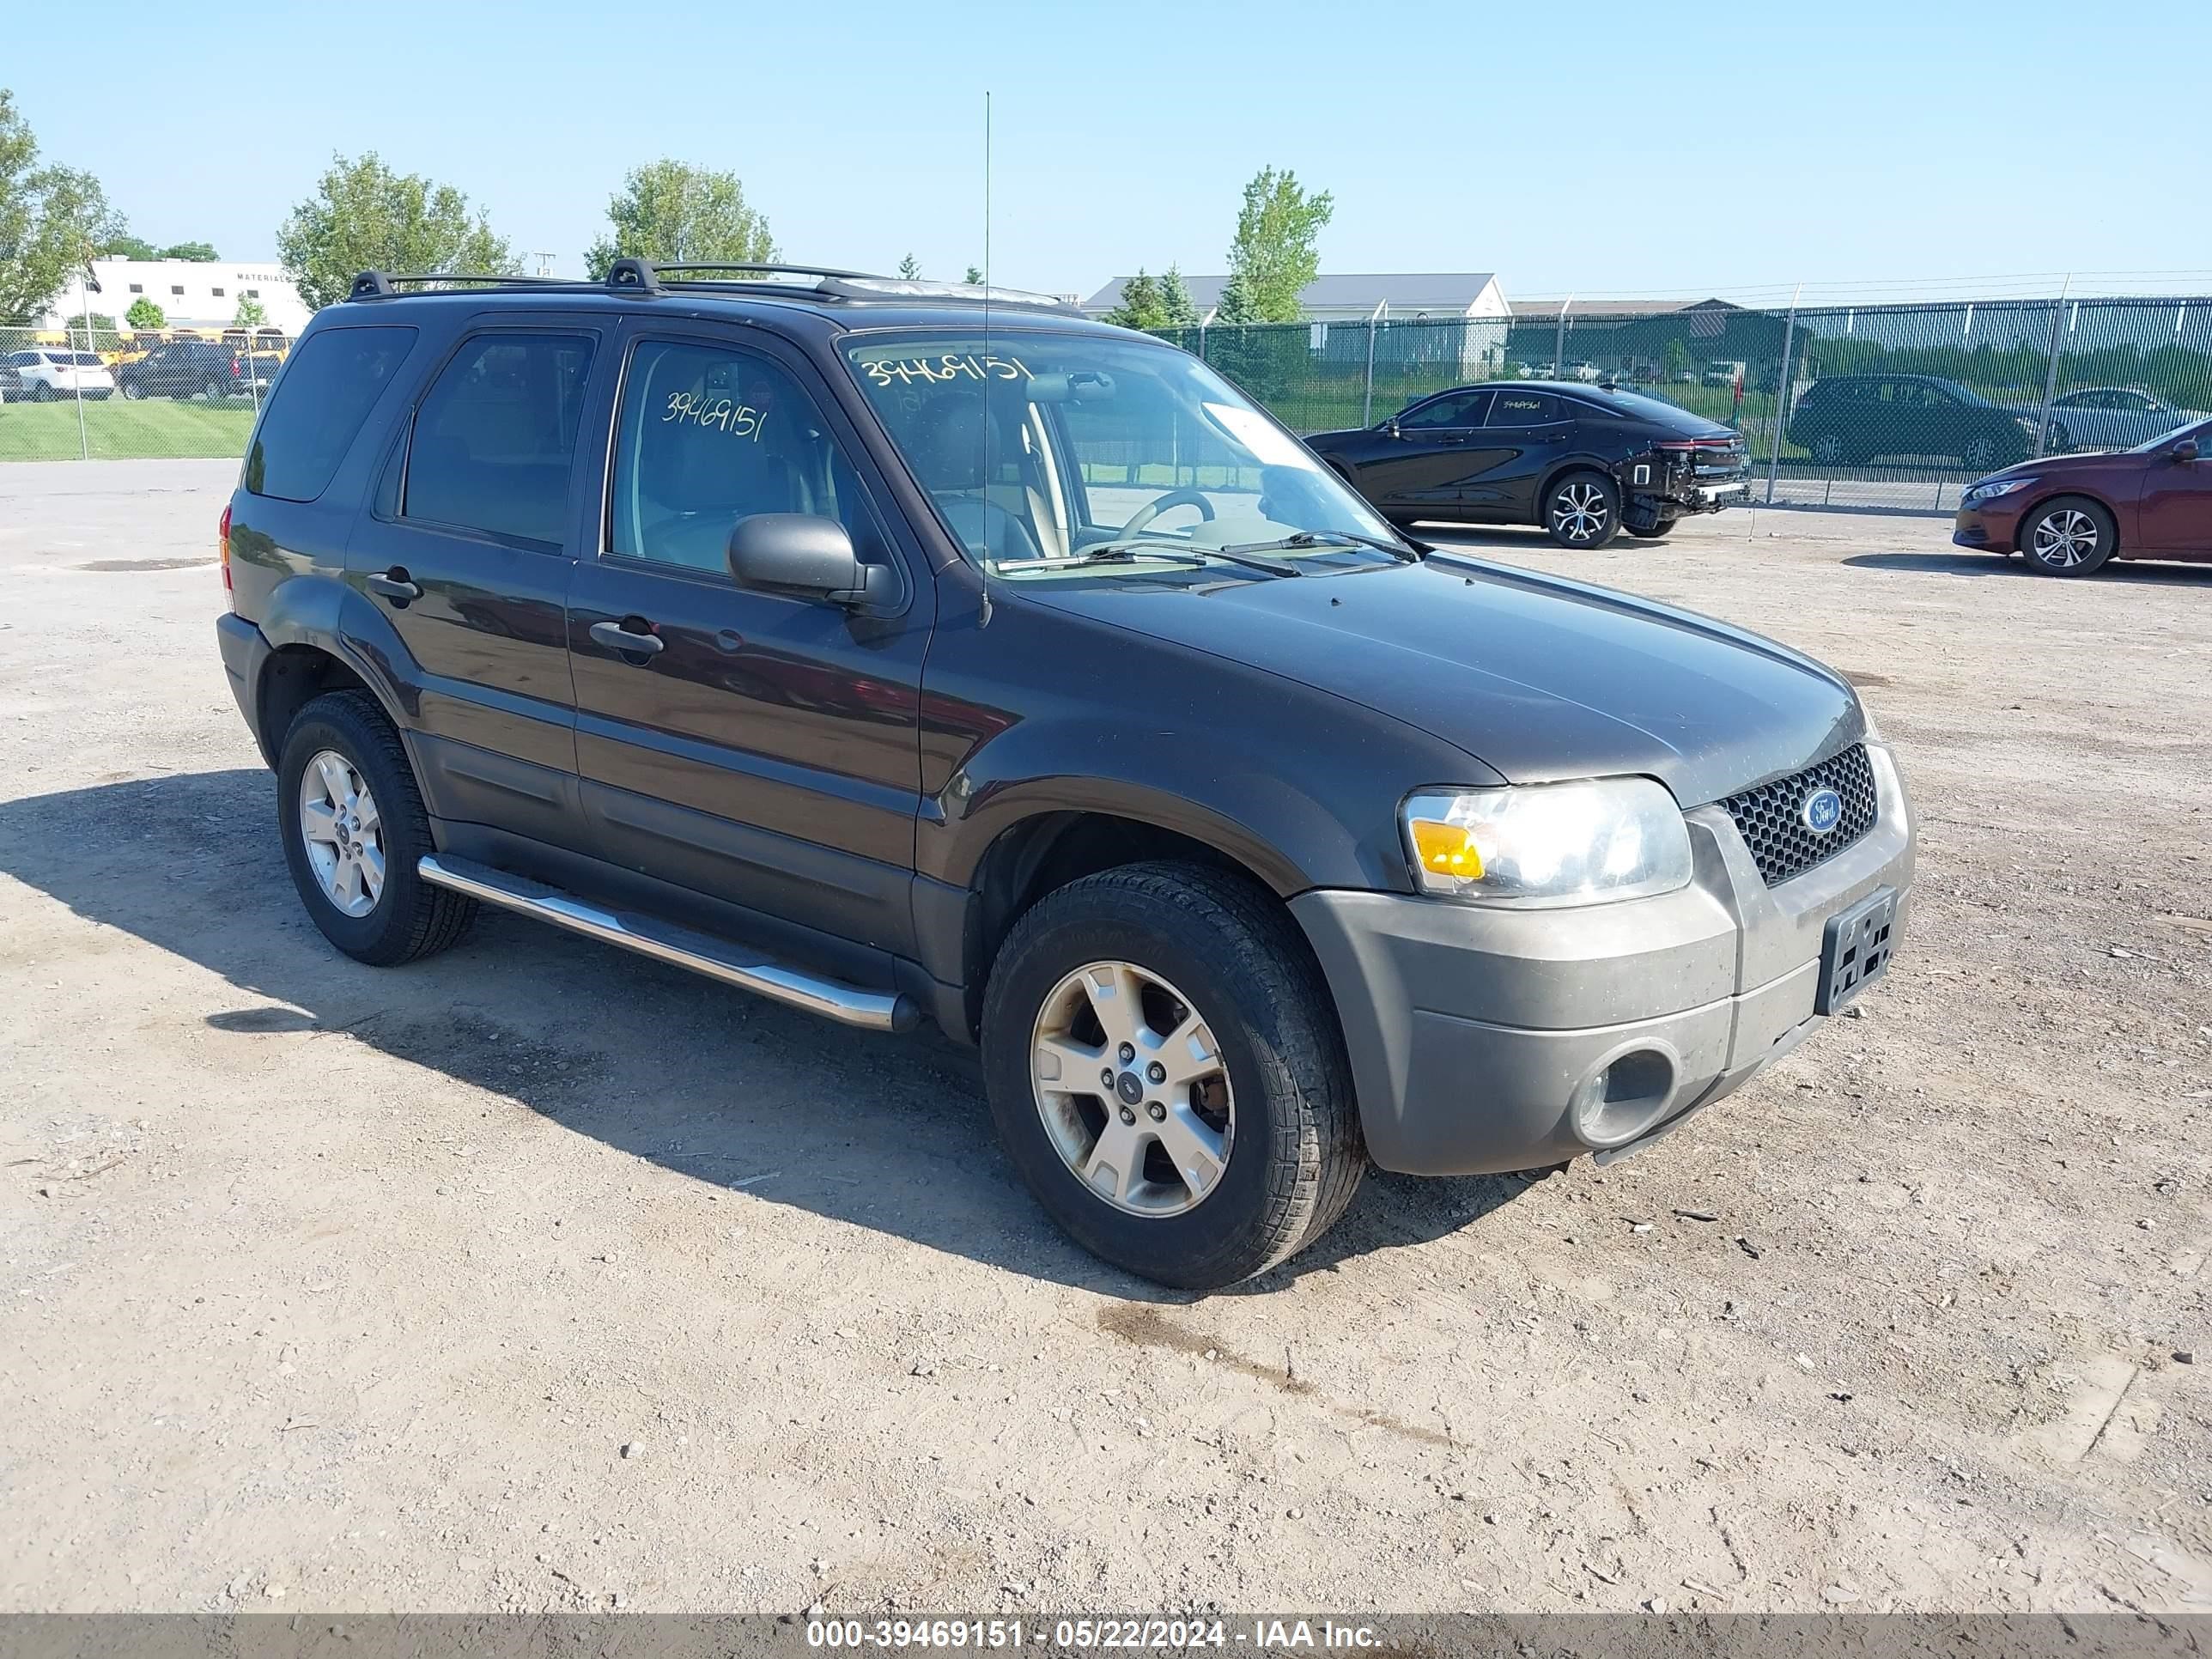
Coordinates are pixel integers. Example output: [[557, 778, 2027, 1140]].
[[1953, 501, 2021, 552], [1291, 743, 1915, 1176]]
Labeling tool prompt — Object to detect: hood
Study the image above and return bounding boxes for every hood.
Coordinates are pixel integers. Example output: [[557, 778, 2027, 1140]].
[[1018, 556, 1863, 808], [1971, 451, 2129, 484]]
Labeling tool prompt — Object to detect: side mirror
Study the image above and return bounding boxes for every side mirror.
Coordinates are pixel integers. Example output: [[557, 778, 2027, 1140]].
[[1383, 417, 1402, 439], [2174, 439, 2201, 463], [726, 514, 891, 607]]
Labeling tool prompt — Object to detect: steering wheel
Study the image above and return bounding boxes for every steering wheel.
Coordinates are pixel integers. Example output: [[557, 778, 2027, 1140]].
[[1120, 488, 1216, 538]]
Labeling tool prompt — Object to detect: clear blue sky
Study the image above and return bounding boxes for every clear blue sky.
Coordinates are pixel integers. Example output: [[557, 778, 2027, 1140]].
[[11, 0, 2210, 304]]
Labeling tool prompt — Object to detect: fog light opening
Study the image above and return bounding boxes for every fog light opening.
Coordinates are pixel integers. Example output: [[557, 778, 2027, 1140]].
[[1572, 1047, 1678, 1147]]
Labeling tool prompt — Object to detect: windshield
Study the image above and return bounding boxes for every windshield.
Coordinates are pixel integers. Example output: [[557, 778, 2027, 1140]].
[[843, 331, 1403, 578], [2129, 418, 2210, 454]]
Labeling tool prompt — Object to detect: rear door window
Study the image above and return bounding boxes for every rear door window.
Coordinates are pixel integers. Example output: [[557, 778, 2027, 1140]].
[[404, 333, 596, 548], [246, 325, 418, 502], [1487, 390, 1559, 427]]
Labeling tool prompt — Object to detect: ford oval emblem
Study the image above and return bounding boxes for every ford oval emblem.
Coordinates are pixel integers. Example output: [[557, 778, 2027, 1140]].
[[1801, 787, 1844, 836]]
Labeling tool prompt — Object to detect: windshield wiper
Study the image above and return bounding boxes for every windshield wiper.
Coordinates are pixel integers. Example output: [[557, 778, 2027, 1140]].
[[1055, 539, 1304, 578], [1220, 530, 1420, 562]]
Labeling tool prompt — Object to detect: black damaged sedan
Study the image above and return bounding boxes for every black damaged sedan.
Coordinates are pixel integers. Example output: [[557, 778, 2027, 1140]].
[[1305, 380, 1751, 547]]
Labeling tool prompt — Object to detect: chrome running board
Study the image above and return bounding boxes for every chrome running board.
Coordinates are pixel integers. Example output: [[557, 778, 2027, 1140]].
[[417, 854, 917, 1033]]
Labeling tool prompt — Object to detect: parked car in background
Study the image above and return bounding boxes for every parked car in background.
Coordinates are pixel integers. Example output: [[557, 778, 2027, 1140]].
[[1787, 374, 2034, 470], [114, 338, 274, 401], [3, 349, 115, 401], [1704, 361, 1747, 387], [0, 362, 21, 402], [210, 259, 1911, 1290], [2035, 387, 2208, 454], [1306, 380, 1751, 545], [1954, 416, 2212, 576]]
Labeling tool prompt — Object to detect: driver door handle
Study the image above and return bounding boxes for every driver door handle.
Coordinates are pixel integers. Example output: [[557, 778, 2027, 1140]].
[[591, 619, 664, 658], [366, 569, 420, 604]]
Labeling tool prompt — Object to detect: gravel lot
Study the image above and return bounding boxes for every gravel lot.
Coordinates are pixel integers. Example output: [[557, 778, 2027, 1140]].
[[2, 460, 2208, 1617]]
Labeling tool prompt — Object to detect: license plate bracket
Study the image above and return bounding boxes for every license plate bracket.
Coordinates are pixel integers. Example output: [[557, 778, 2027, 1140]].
[[1817, 887, 1898, 1014]]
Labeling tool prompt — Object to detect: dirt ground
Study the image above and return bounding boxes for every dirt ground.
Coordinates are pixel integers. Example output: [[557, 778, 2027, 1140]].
[[2, 459, 2208, 1618]]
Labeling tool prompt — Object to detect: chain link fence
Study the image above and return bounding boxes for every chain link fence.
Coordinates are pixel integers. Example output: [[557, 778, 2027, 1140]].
[[9, 290, 2211, 514], [1160, 295, 2212, 511], [0, 319, 289, 463]]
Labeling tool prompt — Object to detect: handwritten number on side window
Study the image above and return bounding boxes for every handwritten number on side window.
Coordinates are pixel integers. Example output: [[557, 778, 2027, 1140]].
[[662, 391, 768, 440]]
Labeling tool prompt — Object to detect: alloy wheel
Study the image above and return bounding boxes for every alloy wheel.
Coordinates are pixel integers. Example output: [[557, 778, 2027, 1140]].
[[1029, 959, 1234, 1218], [2030, 508, 2100, 568], [1551, 481, 1610, 544], [297, 749, 386, 918]]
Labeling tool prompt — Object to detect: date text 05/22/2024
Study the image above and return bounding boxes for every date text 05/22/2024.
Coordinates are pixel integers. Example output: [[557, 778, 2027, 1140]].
[[805, 1618, 1382, 1651]]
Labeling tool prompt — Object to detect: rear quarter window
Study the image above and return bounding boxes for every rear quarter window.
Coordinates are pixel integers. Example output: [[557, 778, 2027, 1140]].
[[245, 325, 419, 503]]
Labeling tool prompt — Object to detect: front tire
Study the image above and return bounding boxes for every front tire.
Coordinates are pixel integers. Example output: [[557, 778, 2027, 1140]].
[[981, 863, 1364, 1291], [121, 380, 146, 400], [2021, 495, 2117, 577], [1545, 471, 1620, 548], [1626, 514, 1677, 539], [276, 690, 477, 965]]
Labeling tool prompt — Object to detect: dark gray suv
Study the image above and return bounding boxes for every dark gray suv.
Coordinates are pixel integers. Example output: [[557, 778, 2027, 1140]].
[[214, 260, 1914, 1289]]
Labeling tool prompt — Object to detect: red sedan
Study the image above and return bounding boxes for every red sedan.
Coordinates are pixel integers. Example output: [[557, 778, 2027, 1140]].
[[1954, 417, 2212, 576]]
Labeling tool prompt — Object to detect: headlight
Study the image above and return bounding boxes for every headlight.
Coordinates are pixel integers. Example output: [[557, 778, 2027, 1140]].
[[1964, 476, 2034, 502], [1401, 778, 1693, 905]]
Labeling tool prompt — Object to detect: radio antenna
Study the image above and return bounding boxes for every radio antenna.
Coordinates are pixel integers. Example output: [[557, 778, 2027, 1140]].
[[979, 88, 994, 624]]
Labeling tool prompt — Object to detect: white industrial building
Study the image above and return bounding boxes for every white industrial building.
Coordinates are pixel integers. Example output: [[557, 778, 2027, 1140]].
[[40, 258, 310, 336]]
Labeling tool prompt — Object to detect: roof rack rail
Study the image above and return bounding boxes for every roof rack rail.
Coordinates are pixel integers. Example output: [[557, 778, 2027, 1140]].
[[347, 270, 610, 301], [652, 261, 887, 283]]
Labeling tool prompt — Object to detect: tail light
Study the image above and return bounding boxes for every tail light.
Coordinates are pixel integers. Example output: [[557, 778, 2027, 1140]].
[[230, 357, 241, 379], [218, 504, 234, 604]]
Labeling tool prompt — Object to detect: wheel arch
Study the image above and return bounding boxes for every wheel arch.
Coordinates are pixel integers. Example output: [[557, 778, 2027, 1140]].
[[2014, 486, 2127, 558], [1534, 458, 1619, 522], [951, 807, 1307, 1044]]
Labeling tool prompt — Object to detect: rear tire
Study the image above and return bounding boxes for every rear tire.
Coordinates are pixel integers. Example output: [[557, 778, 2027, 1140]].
[[276, 690, 477, 965], [1545, 470, 1620, 548], [2020, 495, 2117, 577], [981, 862, 1364, 1291], [121, 380, 145, 400]]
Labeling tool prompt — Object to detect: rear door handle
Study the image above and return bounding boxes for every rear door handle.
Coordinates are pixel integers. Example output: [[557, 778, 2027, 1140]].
[[591, 619, 665, 658], [366, 569, 420, 604]]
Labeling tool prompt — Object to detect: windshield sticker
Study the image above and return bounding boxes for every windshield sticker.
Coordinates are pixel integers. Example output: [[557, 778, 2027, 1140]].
[[863, 353, 1031, 388], [1203, 401, 1314, 470], [663, 391, 767, 440]]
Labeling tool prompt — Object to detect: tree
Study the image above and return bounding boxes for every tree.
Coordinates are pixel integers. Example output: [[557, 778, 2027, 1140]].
[[234, 295, 267, 328], [160, 241, 218, 261], [1661, 338, 1693, 382], [1158, 264, 1199, 328], [0, 93, 128, 324], [1102, 268, 1168, 331], [65, 312, 119, 351], [1226, 166, 1333, 323], [102, 234, 157, 260], [584, 159, 773, 276], [278, 152, 512, 313], [963, 264, 983, 285], [125, 295, 165, 330], [1213, 268, 1258, 325], [897, 252, 921, 280]]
